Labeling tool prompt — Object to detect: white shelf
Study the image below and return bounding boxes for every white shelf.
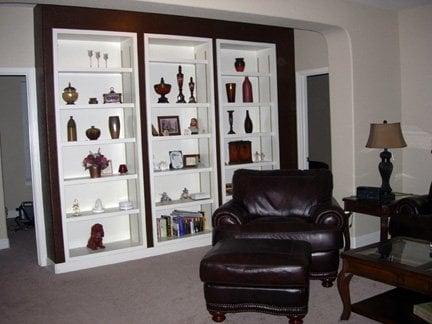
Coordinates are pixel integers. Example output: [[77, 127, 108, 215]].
[[223, 102, 272, 108], [221, 72, 271, 77], [62, 138, 136, 147], [155, 198, 213, 211], [224, 132, 274, 140], [59, 103, 134, 110], [69, 239, 142, 258], [225, 161, 276, 170], [152, 134, 211, 141], [153, 166, 212, 176], [63, 173, 138, 185], [148, 58, 208, 64], [66, 207, 140, 223], [150, 103, 210, 109], [57, 67, 133, 73]]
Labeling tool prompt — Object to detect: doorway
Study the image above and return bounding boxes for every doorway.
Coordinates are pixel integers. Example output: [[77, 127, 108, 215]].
[[0, 68, 46, 266], [296, 68, 331, 170]]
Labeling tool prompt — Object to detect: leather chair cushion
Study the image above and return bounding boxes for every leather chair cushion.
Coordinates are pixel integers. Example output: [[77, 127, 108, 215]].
[[232, 169, 332, 218], [200, 239, 310, 287], [213, 219, 343, 252]]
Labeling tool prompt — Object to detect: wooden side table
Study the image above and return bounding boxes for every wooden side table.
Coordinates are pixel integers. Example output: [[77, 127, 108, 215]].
[[343, 194, 411, 242]]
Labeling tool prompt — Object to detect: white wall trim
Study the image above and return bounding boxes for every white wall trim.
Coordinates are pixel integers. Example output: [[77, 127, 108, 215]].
[[295, 67, 329, 169], [351, 231, 380, 248], [0, 68, 47, 267], [0, 238, 10, 250]]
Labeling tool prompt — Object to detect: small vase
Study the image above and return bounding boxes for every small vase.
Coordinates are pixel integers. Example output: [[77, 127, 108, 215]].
[[234, 58, 245, 72], [244, 110, 253, 133], [89, 165, 101, 178], [86, 126, 101, 140], [227, 110, 235, 134], [226, 83, 236, 103], [67, 116, 77, 141], [242, 76, 253, 103], [108, 116, 120, 139]]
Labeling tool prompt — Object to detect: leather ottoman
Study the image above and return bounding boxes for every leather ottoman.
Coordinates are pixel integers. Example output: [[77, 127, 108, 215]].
[[200, 239, 311, 323]]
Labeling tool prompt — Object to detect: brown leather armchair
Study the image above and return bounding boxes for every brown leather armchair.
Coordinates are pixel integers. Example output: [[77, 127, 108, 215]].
[[212, 169, 348, 287], [389, 183, 432, 241]]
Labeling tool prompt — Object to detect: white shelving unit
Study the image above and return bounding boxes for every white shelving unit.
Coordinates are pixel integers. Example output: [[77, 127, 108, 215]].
[[216, 39, 280, 203], [144, 34, 218, 246], [52, 29, 146, 270]]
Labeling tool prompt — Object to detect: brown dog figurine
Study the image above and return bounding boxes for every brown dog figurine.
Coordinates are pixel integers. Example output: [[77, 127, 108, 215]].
[[87, 223, 105, 250]]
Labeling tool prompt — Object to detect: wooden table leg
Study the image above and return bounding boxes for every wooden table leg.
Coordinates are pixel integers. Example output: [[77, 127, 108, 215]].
[[380, 214, 389, 242], [343, 212, 351, 251], [337, 261, 353, 320]]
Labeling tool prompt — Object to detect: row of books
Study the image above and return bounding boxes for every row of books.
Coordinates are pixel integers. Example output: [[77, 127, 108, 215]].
[[156, 210, 206, 240]]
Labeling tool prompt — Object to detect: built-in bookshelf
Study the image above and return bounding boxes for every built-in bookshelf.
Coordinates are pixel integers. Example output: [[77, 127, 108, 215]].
[[52, 29, 146, 267], [216, 39, 280, 203], [144, 34, 219, 247]]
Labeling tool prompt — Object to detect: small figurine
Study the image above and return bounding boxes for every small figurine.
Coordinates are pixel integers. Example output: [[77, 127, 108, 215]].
[[183, 129, 191, 136], [180, 187, 191, 200], [189, 118, 199, 135], [260, 152, 266, 161], [254, 151, 260, 162], [72, 199, 80, 216], [92, 198, 104, 213], [87, 223, 105, 250], [160, 192, 172, 203], [158, 161, 169, 171]]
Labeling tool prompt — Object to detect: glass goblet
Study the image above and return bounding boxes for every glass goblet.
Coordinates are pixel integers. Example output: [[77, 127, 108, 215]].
[[87, 50, 93, 67], [103, 53, 108, 68], [95, 51, 101, 68]]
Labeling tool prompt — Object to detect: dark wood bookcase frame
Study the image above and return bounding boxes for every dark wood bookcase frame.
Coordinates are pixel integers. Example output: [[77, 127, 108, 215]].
[[34, 4, 296, 263]]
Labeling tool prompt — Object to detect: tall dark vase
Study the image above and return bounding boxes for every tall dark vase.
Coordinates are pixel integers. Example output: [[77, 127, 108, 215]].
[[227, 110, 235, 134], [67, 116, 77, 141], [108, 116, 120, 139], [234, 58, 245, 72], [242, 76, 253, 103], [244, 110, 253, 133]]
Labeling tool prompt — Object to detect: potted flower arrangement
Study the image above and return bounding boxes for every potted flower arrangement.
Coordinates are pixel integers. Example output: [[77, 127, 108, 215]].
[[82, 149, 110, 178]]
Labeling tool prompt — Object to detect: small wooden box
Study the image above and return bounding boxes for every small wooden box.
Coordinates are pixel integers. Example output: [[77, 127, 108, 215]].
[[228, 141, 252, 164]]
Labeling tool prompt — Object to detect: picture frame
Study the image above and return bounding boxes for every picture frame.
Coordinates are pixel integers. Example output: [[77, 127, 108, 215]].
[[183, 154, 200, 168], [158, 116, 181, 136], [169, 150, 183, 169]]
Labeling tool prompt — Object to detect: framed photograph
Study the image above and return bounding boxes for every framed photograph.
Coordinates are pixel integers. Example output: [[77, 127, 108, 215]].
[[169, 150, 183, 169], [158, 116, 181, 136], [183, 154, 200, 168]]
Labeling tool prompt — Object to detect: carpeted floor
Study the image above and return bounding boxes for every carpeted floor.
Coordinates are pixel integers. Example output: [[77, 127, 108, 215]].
[[0, 229, 388, 323]]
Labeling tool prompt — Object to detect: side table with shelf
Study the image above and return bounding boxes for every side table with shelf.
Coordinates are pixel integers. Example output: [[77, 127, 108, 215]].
[[343, 193, 413, 243]]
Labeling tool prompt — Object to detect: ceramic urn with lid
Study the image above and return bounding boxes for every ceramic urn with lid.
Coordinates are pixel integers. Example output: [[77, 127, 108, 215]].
[[62, 82, 79, 105]]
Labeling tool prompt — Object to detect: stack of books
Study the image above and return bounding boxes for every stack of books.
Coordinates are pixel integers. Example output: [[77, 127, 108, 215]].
[[156, 209, 206, 240]]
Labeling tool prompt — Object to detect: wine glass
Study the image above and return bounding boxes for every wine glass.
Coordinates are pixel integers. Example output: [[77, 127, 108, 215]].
[[87, 50, 93, 67], [103, 53, 108, 68], [95, 51, 101, 68]]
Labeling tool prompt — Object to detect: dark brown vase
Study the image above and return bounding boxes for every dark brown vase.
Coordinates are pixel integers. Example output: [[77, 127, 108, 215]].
[[108, 116, 120, 139], [225, 83, 236, 103], [242, 76, 253, 103], [89, 165, 101, 178], [86, 126, 101, 140], [234, 58, 245, 72], [67, 116, 77, 141], [244, 110, 253, 133]]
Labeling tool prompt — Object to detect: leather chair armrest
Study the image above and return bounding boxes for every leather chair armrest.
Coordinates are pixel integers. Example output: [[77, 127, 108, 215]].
[[311, 198, 346, 231], [212, 199, 250, 227], [395, 195, 431, 217]]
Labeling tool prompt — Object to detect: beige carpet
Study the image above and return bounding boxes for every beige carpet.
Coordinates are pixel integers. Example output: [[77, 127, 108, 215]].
[[0, 229, 388, 323]]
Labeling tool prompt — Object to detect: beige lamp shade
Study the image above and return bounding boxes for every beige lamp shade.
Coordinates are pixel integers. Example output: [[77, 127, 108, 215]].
[[366, 121, 407, 149]]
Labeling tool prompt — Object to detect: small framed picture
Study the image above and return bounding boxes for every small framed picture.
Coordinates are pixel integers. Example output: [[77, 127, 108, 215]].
[[169, 150, 183, 169], [183, 154, 200, 168], [158, 116, 180, 136]]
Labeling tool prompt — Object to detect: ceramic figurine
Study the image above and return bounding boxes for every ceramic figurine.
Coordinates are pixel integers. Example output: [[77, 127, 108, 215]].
[[180, 188, 191, 200], [160, 192, 172, 203], [158, 161, 169, 171], [254, 151, 260, 162], [260, 152, 266, 161], [87, 223, 105, 250], [72, 199, 80, 216], [92, 198, 104, 213], [188, 118, 199, 135]]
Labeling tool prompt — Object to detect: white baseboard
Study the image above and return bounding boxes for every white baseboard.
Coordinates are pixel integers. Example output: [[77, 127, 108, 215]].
[[351, 231, 380, 248], [0, 238, 10, 250]]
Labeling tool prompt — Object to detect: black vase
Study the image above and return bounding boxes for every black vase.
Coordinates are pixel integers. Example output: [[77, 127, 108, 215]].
[[244, 110, 253, 133]]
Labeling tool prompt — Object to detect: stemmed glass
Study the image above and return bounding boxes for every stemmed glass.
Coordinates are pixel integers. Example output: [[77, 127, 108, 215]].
[[95, 51, 101, 68], [103, 53, 108, 68], [87, 50, 93, 67]]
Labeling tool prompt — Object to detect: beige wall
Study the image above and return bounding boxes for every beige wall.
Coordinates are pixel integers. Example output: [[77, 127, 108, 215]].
[[0, 76, 33, 219], [399, 4, 432, 195], [294, 30, 328, 71], [0, 0, 406, 242]]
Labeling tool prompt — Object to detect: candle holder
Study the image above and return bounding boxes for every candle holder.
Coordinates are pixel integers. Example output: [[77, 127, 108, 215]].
[[227, 110, 235, 134], [188, 77, 196, 103], [176, 65, 186, 103]]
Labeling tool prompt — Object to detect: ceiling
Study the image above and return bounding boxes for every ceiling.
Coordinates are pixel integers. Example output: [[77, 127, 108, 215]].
[[344, 0, 432, 10]]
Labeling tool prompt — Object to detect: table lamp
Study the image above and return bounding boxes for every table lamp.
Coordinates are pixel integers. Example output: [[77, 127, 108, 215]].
[[366, 120, 406, 201]]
